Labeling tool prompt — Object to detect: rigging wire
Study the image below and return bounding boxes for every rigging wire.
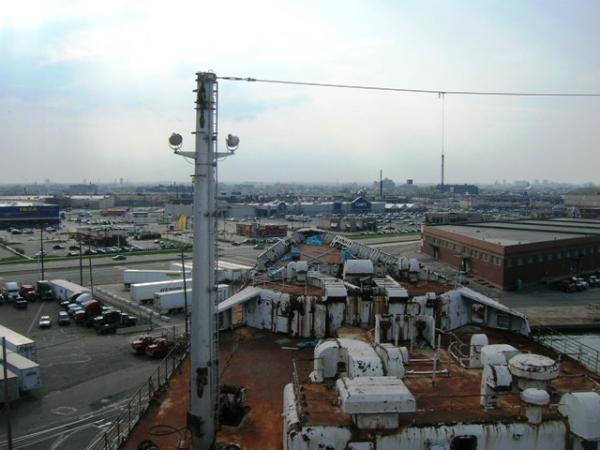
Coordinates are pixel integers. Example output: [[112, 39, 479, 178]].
[[218, 76, 600, 97]]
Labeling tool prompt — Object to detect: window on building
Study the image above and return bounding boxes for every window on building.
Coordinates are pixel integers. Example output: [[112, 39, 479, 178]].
[[507, 258, 513, 268], [450, 435, 478, 450], [527, 256, 533, 264], [547, 253, 553, 261], [497, 313, 510, 329], [557, 251, 562, 260], [537, 255, 544, 263], [471, 304, 485, 324], [517, 258, 523, 266]]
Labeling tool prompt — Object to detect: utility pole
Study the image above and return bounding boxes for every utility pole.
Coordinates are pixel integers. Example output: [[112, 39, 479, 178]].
[[170, 71, 238, 450], [78, 241, 83, 286], [39, 226, 45, 280], [2, 337, 14, 450], [88, 244, 94, 295]]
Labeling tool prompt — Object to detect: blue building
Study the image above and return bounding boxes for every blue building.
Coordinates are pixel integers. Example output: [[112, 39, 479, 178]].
[[0, 202, 60, 229]]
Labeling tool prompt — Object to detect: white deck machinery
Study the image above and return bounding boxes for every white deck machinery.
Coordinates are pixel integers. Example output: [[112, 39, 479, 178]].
[[170, 71, 239, 449]]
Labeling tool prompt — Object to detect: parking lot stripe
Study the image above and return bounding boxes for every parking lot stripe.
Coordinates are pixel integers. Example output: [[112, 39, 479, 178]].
[[27, 301, 46, 336]]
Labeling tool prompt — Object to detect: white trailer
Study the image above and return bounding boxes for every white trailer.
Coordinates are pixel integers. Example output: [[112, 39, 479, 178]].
[[170, 261, 250, 283], [154, 284, 231, 313], [130, 279, 192, 303], [0, 350, 41, 391], [123, 269, 190, 287], [0, 324, 36, 362], [0, 366, 19, 402], [49, 279, 90, 302]]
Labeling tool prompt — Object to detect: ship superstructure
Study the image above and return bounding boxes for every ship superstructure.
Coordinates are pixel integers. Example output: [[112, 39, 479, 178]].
[[116, 73, 600, 450]]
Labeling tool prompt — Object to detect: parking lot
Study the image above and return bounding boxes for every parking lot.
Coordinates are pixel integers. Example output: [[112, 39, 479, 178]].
[[0, 295, 166, 449]]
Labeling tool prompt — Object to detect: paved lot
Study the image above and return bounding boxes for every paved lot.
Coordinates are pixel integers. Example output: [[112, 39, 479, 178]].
[[0, 298, 164, 449]]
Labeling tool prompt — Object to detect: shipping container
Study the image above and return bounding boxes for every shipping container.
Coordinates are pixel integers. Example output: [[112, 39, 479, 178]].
[[0, 325, 36, 362], [130, 279, 192, 303], [49, 279, 90, 301], [170, 261, 250, 283], [123, 269, 190, 287], [153, 284, 231, 313]]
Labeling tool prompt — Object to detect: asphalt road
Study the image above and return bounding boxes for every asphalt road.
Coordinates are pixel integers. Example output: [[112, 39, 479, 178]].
[[0, 244, 262, 287]]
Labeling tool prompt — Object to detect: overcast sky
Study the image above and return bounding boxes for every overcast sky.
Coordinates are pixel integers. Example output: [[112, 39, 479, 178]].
[[1, 1, 599, 185]]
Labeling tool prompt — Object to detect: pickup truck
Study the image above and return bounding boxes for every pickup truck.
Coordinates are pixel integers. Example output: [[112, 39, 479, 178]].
[[145, 338, 171, 358], [19, 285, 36, 301], [131, 335, 156, 354]]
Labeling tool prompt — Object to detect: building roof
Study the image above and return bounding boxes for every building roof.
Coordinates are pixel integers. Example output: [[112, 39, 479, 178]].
[[428, 224, 584, 246], [425, 219, 600, 246]]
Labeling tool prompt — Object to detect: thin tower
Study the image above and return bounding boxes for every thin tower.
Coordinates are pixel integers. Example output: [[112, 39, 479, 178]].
[[440, 93, 445, 190]]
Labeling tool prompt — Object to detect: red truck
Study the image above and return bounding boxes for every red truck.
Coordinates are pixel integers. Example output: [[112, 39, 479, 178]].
[[19, 285, 36, 301], [74, 299, 103, 325], [145, 338, 171, 358], [131, 335, 156, 355]]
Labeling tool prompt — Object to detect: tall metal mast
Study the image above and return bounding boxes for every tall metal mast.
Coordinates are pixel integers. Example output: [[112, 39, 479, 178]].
[[170, 71, 238, 450]]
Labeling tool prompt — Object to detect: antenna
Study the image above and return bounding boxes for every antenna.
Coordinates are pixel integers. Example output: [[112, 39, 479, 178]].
[[171, 72, 239, 449], [440, 93, 446, 191]]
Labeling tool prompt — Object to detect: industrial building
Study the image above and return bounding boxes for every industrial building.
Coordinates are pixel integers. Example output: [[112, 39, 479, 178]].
[[0, 202, 59, 229], [317, 215, 377, 232], [422, 218, 600, 289], [236, 223, 288, 238]]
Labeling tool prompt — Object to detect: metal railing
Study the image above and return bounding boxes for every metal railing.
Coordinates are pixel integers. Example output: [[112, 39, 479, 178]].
[[86, 338, 189, 450], [532, 326, 600, 375]]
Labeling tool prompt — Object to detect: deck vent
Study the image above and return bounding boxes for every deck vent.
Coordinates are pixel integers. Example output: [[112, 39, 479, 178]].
[[468, 334, 488, 369], [521, 388, 550, 424], [508, 353, 559, 390]]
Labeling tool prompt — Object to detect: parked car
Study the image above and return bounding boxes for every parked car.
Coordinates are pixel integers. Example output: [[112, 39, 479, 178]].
[[97, 324, 117, 335], [68, 251, 79, 257], [59, 299, 72, 309], [69, 245, 80, 251], [67, 303, 83, 316], [52, 244, 65, 250], [14, 297, 28, 309], [57, 311, 71, 326], [112, 254, 127, 261], [38, 315, 52, 328]]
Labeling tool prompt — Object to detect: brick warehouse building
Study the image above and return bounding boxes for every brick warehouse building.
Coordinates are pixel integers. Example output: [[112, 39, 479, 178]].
[[421, 219, 600, 289]]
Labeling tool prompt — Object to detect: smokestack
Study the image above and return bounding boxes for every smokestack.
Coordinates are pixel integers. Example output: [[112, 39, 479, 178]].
[[379, 169, 383, 199]]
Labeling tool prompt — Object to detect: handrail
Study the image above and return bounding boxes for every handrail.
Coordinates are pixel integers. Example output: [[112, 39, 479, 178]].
[[532, 325, 600, 376]]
